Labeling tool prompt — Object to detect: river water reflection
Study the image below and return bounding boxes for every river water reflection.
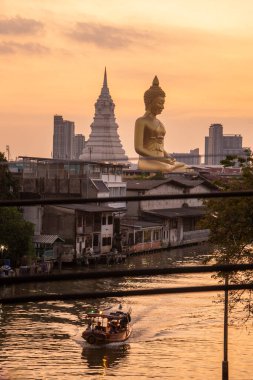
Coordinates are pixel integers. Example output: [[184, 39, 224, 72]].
[[0, 246, 253, 380]]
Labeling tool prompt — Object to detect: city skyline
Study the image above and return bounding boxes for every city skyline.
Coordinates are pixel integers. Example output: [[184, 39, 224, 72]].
[[1, 1, 253, 160]]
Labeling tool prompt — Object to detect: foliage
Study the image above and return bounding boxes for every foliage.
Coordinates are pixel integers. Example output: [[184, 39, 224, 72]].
[[0, 152, 19, 199], [0, 207, 35, 267], [0, 152, 35, 266], [150, 172, 165, 180], [200, 151, 253, 324], [220, 149, 252, 168]]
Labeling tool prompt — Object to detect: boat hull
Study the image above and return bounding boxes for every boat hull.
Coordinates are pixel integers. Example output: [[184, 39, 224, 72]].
[[82, 326, 132, 345]]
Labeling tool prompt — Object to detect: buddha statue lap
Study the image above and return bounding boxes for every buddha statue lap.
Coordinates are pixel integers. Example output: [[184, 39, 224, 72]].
[[134, 76, 187, 172]]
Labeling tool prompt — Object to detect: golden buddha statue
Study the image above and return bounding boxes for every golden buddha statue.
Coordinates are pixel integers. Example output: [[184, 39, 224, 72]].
[[134, 76, 187, 172]]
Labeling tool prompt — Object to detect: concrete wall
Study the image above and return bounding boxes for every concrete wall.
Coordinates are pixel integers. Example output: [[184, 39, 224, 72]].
[[42, 206, 75, 242]]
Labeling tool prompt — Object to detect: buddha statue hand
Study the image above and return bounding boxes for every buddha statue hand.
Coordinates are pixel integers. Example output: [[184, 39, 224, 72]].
[[164, 152, 176, 165]]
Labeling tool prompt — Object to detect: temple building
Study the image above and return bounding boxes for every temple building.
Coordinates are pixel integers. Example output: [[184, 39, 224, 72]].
[[79, 68, 128, 163]]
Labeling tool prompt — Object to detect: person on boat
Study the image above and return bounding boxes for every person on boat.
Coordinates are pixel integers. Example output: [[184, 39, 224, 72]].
[[109, 321, 118, 334], [120, 315, 128, 329], [95, 321, 103, 331]]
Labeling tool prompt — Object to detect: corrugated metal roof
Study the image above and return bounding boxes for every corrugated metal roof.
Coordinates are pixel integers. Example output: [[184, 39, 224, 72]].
[[58, 204, 116, 212], [126, 177, 209, 191], [33, 235, 65, 244], [121, 219, 162, 229], [144, 207, 206, 218], [126, 179, 167, 190]]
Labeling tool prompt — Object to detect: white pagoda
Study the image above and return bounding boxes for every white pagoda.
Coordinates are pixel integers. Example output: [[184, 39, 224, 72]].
[[80, 69, 128, 163]]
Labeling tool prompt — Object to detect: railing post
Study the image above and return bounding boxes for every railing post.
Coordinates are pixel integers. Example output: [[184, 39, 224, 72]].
[[222, 274, 229, 380]]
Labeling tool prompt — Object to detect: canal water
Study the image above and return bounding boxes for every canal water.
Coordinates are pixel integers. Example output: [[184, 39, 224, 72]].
[[0, 246, 253, 380]]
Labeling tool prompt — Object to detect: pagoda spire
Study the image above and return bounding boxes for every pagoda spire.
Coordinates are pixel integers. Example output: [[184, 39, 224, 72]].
[[103, 67, 108, 88], [101, 67, 109, 96]]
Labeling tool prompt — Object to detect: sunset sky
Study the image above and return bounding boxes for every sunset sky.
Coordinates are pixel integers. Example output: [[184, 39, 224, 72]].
[[1, 0, 253, 161]]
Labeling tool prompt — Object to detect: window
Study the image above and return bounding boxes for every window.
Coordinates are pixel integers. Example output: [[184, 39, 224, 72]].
[[86, 214, 93, 227], [77, 215, 82, 227], [94, 214, 101, 231], [102, 237, 111, 246], [120, 187, 126, 196], [183, 218, 196, 232], [144, 230, 151, 242], [108, 215, 113, 225], [170, 219, 178, 229], [135, 231, 143, 244], [128, 233, 134, 245], [93, 234, 99, 247], [153, 230, 160, 241], [102, 216, 106, 225], [92, 165, 101, 173]]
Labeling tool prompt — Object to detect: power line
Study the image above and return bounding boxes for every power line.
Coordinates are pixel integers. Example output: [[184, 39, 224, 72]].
[[0, 190, 253, 207], [1, 263, 253, 286], [2, 283, 253, 305]]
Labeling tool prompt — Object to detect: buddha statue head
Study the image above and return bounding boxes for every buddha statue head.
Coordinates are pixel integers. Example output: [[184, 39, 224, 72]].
[[144, 76, 166, 115]]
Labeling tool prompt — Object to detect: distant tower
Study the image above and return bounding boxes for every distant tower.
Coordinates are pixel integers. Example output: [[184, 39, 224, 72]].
[[53, 115, 75, 159], [205, 124, 246, 165], [80, 68, 128, 162], [205, 123, 223, 165]]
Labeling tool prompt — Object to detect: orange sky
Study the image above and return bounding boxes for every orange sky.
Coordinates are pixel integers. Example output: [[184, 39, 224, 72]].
[[1, 0, 253, 161]]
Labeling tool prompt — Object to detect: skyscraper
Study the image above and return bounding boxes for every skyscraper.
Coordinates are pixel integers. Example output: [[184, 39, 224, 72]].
[[205, 123, 246, 165], [53, 115, 75, 159], [205, 123, 223, 165], [79, 68, 128, 163]]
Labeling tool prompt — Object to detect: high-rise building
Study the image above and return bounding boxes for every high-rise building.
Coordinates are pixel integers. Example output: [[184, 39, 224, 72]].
[[79, 68, 128, 163], [53, 115, 75, 159], [205, 124, 223, 165], [204, 124, 246, 165], [73, 134, 85, 159]]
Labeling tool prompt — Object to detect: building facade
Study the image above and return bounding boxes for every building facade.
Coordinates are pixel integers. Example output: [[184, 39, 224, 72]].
[[53, 115, 75, 160], [205, 123, 223, 165], [205, 123, 246, 165], [73, 134, 85, 159], [172, 148, 201, 165], [124, 175, 216, 248]]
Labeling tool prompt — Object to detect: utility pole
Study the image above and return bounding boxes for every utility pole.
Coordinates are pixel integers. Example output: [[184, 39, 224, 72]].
[[6, 145, 10, 161], [222, 274, 229, 380]]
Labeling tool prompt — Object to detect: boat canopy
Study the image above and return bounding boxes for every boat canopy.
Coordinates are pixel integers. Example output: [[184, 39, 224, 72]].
[[84, 310, 130, 320]]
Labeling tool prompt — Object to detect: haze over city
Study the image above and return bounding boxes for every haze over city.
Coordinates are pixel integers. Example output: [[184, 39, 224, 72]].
[[1, 0, 253, 160]]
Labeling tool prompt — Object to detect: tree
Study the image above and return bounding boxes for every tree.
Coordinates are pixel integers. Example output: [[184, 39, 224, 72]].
[[0, 152, 19, 199], [0, 153, 35, 266], [0, 207, 34, 267], [200, 151, 253, 323], [220, 149, 252, 168]]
